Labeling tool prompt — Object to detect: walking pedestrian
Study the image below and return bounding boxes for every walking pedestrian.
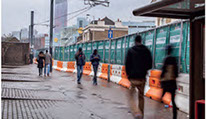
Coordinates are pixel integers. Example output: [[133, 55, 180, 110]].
[[90, 49, 101, 85], [75, 47, 86, 84], [161, 44, 178, 119], [125, 35, 152, 119], [37, 51, 45, 76], [44, 50, 51, 77]]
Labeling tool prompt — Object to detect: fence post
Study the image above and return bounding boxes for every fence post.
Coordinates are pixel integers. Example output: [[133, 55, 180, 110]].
[[152, 28, 157, 69], [123, 36, 127, 65], [108, 39, 111, 82], [178, 20, 184, 73], [103, 41, 105, 63]]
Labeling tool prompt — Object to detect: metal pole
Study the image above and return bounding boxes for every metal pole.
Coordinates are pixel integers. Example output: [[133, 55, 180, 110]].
[[123, 36, 126, 64], [108, 38, 111, 82], [152, 29, 157, 69], [103, 41, 105, 63], [49, 0, 54, 72], [30, 11, 34, 48], [178, 20, 184, 73]]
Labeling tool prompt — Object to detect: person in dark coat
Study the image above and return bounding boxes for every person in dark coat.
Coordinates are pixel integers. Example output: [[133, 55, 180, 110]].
[[37, 51, 45, 76], [90, 49, 101, 85], [125, 35, 152, 119], [75, 47, 86, 84], [161, 44, 178, 119]]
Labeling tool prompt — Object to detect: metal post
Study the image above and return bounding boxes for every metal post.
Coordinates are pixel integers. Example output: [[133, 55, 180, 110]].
[[103, 41, 105, 63], [152, 29, 157, 69], [108, 38, 111, 82], [123, 36, 127, 64], [49, 0, 54, 72], [30, 11, 34, 48], [178, 20, 184, 72]]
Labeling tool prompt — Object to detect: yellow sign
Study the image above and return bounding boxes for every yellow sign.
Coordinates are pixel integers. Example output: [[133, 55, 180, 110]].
[[54, 38, 58, 42], [78, 27, 83, 34]]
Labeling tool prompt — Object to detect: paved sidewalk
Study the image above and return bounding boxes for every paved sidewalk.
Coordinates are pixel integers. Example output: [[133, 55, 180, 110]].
[[1, 64, 189, 119]]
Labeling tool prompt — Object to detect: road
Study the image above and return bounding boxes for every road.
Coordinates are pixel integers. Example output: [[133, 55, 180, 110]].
[[1, 64, 189, 119]]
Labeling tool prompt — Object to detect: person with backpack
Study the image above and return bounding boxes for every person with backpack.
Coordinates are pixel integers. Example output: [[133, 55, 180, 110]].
[[90, 49, 101, 85], [161, 44, 178, 119], [125, 35, 152, 119], [37, 51, 45, 76], [75, 47, 86, 84]]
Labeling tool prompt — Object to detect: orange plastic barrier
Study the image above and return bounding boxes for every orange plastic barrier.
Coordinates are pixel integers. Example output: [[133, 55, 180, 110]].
[[149, 77, 161, 88], [66, 62, 75, 73], [99, 64, 110, 80], [83, 62, 92, 75], [150, 70, 162, 78], [146, 87, 163, 101], [56, 61, 63, 71], [118, 66, 131, 88]]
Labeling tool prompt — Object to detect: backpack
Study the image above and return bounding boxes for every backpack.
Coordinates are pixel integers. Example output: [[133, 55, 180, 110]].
[[77, 53, 85, 66]]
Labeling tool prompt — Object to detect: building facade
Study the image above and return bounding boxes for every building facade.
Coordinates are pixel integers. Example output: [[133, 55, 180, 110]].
[[122, 21, 155, 34], [82, 17, 128, 42]]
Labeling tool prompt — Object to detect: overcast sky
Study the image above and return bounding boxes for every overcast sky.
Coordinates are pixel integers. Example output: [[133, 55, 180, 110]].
[[2, 0, 155, 35]]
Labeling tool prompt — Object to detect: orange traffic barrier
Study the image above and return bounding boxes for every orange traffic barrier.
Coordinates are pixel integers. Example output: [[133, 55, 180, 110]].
[[118, 66, 131, 88], [56, 61, 63, 71], [146, 87, 163, 101], [99, 64, 109, 80], [83, 62, 92, 75], [162, 92, 172, 105], [150, 70, 162, 78], [149, 77, 161, 88], [66, 62, 75, 73]]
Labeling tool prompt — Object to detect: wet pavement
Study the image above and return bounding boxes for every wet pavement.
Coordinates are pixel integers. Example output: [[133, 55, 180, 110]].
[[1, 64, 189, 119]]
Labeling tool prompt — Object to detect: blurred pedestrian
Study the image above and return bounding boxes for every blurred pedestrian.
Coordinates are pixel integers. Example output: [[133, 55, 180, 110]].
[[37, 51, 45, 76], [125, 35, 152, 119], [29, 51, 34, 64], [75, 47, 86, 84], [90, 49, 101, 85], [44, 50, 51, 77], [161, 44, 178, 119]]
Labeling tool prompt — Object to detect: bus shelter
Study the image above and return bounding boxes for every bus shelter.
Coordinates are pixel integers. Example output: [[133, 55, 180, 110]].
[[132, 0, 205, 118]]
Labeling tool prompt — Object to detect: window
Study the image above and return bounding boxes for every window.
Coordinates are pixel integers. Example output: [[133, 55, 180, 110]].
[[79, 20, 83, 28]]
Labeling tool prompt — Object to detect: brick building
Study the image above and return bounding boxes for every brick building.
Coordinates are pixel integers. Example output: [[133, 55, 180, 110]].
[[82, 17, 128, 42]]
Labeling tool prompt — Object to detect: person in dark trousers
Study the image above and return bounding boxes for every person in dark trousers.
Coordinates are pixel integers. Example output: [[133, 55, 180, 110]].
[[161, 44, 178, 119], [37, 51, 45, 76], [29, 51, 34, 64], [90, 49, 101, 85], [125, 35, 152, 119], [44, 50, 51, 77], [75, 47, 86, 84]]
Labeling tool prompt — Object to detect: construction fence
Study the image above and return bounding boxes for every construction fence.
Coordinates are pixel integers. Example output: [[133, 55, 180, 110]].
[[54, 21, 190, 74]]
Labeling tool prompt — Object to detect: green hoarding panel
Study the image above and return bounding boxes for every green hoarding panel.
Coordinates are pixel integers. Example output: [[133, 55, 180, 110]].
[[104, 40, 110, 63], [98, 41, 104, 62], [116, 38, 123, 64], [186, 23, 190, 73], [145, 30, 154, 54], [169, 23, 181, 66], [64, 46, 69, 61], [180, 22, 189, 73], [69, 45, 74, 61], [86, 43, 92, 61], [110, 40, 115, 64], [93, 42, 98, 50], [59, 47, 64, 61], [54, 47, 58, 60], [154, 26, 169, 69]]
